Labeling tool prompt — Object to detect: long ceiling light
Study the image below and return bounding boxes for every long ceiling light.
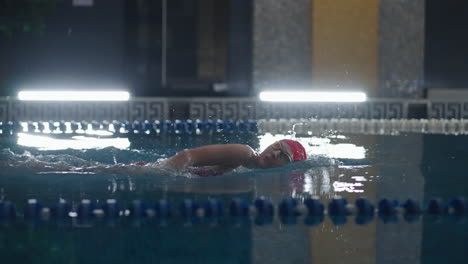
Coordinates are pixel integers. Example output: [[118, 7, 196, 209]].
[[18, 91, 130, 101]]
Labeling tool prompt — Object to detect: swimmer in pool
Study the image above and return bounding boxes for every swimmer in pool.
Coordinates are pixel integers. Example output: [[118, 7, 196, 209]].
[[5, 140, 306, 177], [146, 139, 307, 176]]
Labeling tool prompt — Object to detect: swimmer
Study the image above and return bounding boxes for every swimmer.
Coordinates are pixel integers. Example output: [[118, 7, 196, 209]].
[[141, 139, 307, 176], [3, 140, 306, 177]]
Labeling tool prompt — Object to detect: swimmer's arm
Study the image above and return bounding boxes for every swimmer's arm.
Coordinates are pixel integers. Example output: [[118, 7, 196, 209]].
[[162, 144, 254, 170], [188, 164, 239, 177]]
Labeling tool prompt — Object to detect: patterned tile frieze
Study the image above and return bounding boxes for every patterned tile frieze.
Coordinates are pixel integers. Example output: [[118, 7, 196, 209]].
[[4, 97, 468, 121], [428, 102, 468, 119], [1, 98, 168, 122], [190, 98, 258, 120], [188, 99, 411, 120], [129, 99, 167, 121]]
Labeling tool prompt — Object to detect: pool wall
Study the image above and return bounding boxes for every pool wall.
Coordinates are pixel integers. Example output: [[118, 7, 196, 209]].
[[1, 97, 468, 122]]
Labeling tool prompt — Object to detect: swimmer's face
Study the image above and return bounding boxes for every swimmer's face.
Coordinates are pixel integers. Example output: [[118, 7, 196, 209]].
[[258, 141, 293, 169]]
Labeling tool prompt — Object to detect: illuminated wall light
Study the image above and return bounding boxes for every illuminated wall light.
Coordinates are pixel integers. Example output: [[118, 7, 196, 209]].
[[18, 91, 130, 101], [259, 91, 367, 102]]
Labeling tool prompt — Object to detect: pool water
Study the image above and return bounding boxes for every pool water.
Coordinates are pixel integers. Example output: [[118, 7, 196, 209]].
[[0, 131, 467, 263]]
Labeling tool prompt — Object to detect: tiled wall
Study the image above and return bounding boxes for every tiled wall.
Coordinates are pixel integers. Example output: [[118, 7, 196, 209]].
[[378, 0, 425, 98], [252, 0, 425, 98], [2, 97, 467, 121], [252, 0, 312, 91]]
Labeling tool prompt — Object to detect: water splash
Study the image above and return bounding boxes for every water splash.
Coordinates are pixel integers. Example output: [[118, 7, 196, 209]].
[[290, 122, 304, 138]]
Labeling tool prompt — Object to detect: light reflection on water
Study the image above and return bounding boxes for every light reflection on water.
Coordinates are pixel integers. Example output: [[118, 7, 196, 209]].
[[287, 166, 371, 197], [17, 131, 366, 159], [351, 176, 368, 181], [96, 168, 372, 198], [17, 132, 130, 150], [332, 181, 365, 193]]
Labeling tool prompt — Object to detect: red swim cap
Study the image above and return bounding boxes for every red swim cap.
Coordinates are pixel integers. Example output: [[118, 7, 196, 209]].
[[280, 139, 307, 162]]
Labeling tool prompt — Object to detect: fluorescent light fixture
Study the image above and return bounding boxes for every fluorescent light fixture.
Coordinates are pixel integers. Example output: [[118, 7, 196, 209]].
[[259, 91, 367, 102], [18, 91, 130, 101]]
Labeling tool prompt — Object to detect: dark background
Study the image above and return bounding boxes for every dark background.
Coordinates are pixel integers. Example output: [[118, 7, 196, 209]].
[[0, 0, 252, 97], [1, 0, 468, 97], [424, 0, 468, 89]]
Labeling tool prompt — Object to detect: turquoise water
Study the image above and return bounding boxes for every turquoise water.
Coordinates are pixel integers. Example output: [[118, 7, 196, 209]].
[[0, 131, 467, 263]]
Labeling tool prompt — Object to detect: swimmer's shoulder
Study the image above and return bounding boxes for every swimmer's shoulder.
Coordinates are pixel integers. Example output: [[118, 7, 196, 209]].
[[226, 144, 256, 157], [193, 144, 256, 164], [193, 143, 254, 156]]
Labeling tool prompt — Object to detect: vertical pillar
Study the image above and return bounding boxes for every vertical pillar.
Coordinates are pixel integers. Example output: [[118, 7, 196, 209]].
[[197, 0, 227, 81], [197, 0, 216, 80], [310, 0, 379, 96], [378, 0, 425, 98], [252, 0, 312, 93], [227, 0, 253, 96]]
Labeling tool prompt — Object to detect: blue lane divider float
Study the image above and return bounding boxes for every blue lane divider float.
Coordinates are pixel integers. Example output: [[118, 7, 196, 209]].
[[0, 120, 259, 135], [51, 199, 71, 219], [0, 197, 467, 227], [102, 199, 120, 219]]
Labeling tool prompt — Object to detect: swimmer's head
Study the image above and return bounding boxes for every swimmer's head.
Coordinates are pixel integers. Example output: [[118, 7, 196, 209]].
[[281, 139, 307, 161], [257, 139, 307, 169]]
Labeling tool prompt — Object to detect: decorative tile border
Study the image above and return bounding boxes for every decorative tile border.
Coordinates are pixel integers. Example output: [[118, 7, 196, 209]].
[[0, 98, 168, 122], [427, 102, 468, 119], [188, 98, 412, 120], [189, 98, 257, 120], [2, 97, 468, 121]]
